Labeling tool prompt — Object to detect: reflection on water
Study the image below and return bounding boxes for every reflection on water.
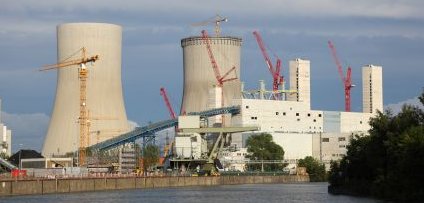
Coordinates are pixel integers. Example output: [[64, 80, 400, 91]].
[[1, 182, 378, 203]]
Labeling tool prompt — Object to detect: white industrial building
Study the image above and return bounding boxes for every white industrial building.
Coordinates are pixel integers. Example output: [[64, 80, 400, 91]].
[[0, 99, 12, 157], [229, 60, 383, 168]]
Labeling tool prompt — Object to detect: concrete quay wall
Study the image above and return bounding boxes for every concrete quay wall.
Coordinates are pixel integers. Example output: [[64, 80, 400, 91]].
[[0, 175, 309, 196]]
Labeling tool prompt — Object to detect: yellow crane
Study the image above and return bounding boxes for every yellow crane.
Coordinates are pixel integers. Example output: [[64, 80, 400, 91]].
[[41, 47, 99, 166], [192, 14, 228, 37]]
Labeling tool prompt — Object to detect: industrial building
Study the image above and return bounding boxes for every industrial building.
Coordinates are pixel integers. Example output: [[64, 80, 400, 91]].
[[0, 99, 12, 157], [42, 23, 131, 157], [177, 25, 383, 170], [37, 20, 383, 173], [228, 62, 383, 168]]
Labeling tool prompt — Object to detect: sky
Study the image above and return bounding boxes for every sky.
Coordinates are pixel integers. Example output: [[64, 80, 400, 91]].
[[0, 0, 423, 153]]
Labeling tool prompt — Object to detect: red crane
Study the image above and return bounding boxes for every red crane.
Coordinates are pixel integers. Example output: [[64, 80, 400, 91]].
[[252, 31, 283, 92], [328, 40, 354, 112], [159, 87, 176, 165], [201, 30, 237, 126], [160, 87, 176, 119], [201, 30, 238, 87]]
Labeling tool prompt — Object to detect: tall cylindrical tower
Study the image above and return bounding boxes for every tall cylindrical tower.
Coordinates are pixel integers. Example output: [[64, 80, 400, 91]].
[[42, 23, 130, 157], [181, 35, 242, 116]]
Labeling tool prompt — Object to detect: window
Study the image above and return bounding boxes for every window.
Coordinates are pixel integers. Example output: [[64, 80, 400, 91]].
[[318, 114, 322, 117], [313, 119, 316, 122], [297, 118, 300, 121], [276, 112, 279, 115], [360, 121, 363, 124], [339, 145, 346, 148], [246, 105, 249, 109], [296, 113, 299, 116], [322, 138, 329, 142], [283, 112, 286, 116], [307, 113, 311, 117], [338, 137, 346, 142]]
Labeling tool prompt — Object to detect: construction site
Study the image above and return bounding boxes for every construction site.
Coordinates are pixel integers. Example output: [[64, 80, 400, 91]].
[[0, 15, 383, 179]]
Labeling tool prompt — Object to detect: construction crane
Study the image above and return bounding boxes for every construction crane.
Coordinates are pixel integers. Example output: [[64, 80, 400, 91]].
[[159, 87, 176, 165], [192, 15, 228, 37], [201, 30, 237, 126], [86, 111, 119, 144], [252, 31, 283, 94], [328, 41, 354, 112], [41, 47, 99, 166], [160, 87, 176, 119]]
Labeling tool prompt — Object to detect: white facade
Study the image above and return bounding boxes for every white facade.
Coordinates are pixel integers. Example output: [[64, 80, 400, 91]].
[[0, 99, 12, 156], [175, 133, 207, 159], [362, 65, 383, 114], [231, 98, 375, 163], [287, 59, 311, 109], [208, 85, 223, 125], [0, 124, 12, 156], [231, 98, 323, 159], [219, 147, 248, 171]]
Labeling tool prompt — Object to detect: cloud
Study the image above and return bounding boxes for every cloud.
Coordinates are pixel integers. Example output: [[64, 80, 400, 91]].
[[2, 0, 424, 19], [384, 97, 424, 115], [1, 111, 50, 153]]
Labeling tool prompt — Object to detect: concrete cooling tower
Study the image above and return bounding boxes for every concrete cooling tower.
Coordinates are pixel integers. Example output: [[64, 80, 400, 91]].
[[42, 23, 130, 157], [180, 35, 242, 117]]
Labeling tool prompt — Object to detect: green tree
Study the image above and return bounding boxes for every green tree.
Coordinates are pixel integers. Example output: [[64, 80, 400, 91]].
[[142, 144, 160, 171], [245, 133, 285, 171], [298, 156, 326, 182], [329, 90, 424, 201], [0, 152, 9, 160]]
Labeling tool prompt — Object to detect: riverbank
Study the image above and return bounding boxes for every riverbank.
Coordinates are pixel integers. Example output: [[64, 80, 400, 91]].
[[0, 175, 309, 196]]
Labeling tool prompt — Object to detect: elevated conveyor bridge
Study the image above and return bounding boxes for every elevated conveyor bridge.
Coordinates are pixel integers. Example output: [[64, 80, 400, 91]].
[[88, 106, 241, 151], [0, 157, 17, 171]]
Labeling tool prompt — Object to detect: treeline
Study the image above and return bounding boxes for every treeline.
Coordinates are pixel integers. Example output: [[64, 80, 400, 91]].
[[329, 91, 424, 201]]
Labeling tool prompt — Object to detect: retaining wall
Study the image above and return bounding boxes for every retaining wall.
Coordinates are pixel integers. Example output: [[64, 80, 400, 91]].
[[0, 175, 309, 196]]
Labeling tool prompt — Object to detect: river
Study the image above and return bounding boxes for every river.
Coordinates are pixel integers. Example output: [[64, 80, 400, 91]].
[[1, 182, 378, 203]]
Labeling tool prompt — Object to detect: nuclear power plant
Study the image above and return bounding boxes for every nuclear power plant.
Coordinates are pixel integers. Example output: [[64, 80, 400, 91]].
[[34, 19, 385, 174], [42, 23, 130, 157]]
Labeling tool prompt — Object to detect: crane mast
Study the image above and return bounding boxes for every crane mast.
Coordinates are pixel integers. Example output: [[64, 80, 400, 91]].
[[328, 41, 354, 112], [201, 30, 237, 126], [201, 30, 237, 86], [160, 87, 176, 119], [41, 47, 99, 165], [252, 31, 283, 93], [192, 15, 228, 37]]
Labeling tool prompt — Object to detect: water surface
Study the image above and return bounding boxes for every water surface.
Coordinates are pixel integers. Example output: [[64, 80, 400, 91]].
[[1, 182, 378, 203]]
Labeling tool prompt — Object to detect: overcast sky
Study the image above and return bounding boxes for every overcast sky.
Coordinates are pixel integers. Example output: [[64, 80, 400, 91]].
[[1, 0, 423, 152]]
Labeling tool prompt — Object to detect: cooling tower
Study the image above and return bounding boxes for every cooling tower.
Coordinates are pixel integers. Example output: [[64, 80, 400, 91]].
[[181, 35, 242, 118], [42, 23, 130, 157]]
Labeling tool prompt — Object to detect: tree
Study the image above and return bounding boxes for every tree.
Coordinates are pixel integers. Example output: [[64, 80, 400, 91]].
[[298, 156, 326, 182], [329, 90, 424, 201], [0, 152, 9, 160], [245, 133, 285, 171], [142, 144, 160, 171]]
